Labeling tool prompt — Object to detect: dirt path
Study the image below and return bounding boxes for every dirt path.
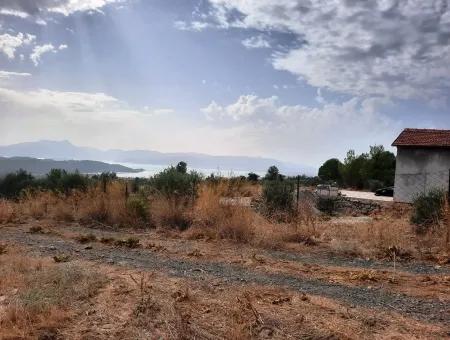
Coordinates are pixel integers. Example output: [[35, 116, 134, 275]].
[[265, 248, 450, 275], [2, 226, 449, 327]]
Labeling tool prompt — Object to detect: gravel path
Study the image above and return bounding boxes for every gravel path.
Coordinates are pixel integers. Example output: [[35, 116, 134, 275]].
[[265, 249, 450, 275], [1, 227, 449, 326]]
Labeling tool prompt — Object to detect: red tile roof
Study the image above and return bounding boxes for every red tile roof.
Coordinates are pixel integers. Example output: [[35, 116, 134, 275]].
[[392, 128, 450, 148]]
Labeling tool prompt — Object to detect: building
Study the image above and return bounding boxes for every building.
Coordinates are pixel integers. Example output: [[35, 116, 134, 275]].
[[392, 128, 450, 203]]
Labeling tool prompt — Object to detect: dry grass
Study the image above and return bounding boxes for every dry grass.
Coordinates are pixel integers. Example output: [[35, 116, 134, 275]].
[[190, 182, 256, 243], [16, 183, 151, 228], [4, 180, 449, 261], [0, 199, 15, 224], [0, 248, 106, 339], [150, 195, 193, 230]]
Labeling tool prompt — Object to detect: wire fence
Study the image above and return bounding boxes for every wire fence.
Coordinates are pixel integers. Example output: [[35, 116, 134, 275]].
[[394, 170, 450, 203]]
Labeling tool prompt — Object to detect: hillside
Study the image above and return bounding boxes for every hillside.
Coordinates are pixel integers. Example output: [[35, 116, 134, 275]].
[[0, 157, 141, 176], [0, 140, 316, 175]]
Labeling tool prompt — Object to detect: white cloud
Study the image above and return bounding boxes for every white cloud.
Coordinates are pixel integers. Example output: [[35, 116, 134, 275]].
[[0, 71, 31, 79], [0, 32, 35, 59], [201, 0, 450, 102], [174, 20, 212, 32], [241, 35, 270, 49], [0, 0, 124, 17], [0, 86, 236, 158], [30, 43, 67, 66], [0, 87, 159, 124], [0, 9, 29, 18], [143, 107, 174, 116], [315, 88, 325, 105], [202, 94, 398, 164]]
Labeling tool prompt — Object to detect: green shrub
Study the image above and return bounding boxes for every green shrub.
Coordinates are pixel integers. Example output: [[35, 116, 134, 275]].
[[411, 189, 446, 233], [262, 180, 295, 213], [149, 166, 202, 198], [126, 196, 149, 221], [0, 169, 36, 199], [44, 169, 89, 193], [247, 172, 260, 182]]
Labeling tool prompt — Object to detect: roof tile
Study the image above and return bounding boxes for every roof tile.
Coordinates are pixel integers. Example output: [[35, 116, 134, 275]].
[[392, 128, 450, 147]]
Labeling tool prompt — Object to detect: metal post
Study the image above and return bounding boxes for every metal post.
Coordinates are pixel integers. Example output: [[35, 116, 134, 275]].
[[296, 175, 300, 211]]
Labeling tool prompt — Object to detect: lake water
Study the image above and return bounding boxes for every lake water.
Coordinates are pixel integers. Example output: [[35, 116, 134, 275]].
[[115, 162, 265, 178]]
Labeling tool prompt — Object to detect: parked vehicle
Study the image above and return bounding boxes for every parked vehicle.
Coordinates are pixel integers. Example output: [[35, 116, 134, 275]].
[[375, 186, 394, 197]]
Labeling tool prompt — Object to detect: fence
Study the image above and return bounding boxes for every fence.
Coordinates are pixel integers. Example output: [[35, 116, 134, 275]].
[[394, 169, 450, 203]]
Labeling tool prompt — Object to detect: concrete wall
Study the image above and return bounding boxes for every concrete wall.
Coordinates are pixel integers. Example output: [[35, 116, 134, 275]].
[[394, 147, 450, 203]]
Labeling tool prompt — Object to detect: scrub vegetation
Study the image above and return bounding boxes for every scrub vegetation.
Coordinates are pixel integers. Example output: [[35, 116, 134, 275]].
[[0, 162, 449, 339]]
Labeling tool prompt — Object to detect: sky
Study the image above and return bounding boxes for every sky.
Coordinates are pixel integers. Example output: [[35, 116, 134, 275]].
[[0, 0, 449, 168]]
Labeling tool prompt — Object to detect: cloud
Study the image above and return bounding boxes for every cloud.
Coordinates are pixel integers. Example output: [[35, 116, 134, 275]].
[[0, 86, 177, 124], [199, 0, 450, 102], [202, 94, 398, 164], [30, 43, 67, 66], [0, 32, 35, 59], [174, 20, 212, 32], [0, 8, 30, 18], [241, 35, 270, 49], [0, 0, 124, 16], [0, 70, 31, 79], [0, 85, 234, 157]]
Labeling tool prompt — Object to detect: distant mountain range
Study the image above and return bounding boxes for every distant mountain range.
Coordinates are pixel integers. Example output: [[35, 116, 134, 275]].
[[0, 140, 316, 175], [0, 157, 141, 176]]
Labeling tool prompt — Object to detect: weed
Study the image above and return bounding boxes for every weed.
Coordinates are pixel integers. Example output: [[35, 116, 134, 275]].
[[411, 189, 445, 233], [0, 199, 15, 223], [75, 233, 97, 244], [53, 255, 70, 263], [100, 236, 116, 244], [115, 237, 141, 248], [29, 226, 44, 234], [0, 243, 7, 255]]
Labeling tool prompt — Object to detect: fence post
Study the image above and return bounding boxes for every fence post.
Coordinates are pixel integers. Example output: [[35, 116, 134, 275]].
[[448, 169, 450, 200], [124, 182, 129, 201], [296, 175, 300, 211]]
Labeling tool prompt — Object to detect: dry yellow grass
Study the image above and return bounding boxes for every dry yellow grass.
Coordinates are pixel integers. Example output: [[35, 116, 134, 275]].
[[0, 199, 15, 224], [3, 180, 448, 261], [0, 247, 106, 339], [190, 181, 256, 243]]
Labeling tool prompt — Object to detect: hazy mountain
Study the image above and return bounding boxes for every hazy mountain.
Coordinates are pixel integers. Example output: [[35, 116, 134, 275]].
[[0, 140, 317, 175], [0, 157, 141, 176]]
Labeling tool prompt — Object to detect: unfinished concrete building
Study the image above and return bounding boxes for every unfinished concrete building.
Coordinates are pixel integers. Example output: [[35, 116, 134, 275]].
[[392, 128, 450, 203]]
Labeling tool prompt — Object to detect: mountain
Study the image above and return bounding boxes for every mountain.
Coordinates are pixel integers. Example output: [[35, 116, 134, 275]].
[[0, 140, 317, 175], [0, 157, 141, 176]]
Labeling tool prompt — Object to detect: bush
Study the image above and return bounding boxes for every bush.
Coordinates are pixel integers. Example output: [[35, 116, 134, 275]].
[[126, 196, 149, 222], [149, 166, 202, 198], [411, 189, 446, 233], [0, 170, 36, 199], [150, 196, 192, 230], [247, 172, 260, 182], [262, 180, 295, 213], [44, 169, 89, 193]]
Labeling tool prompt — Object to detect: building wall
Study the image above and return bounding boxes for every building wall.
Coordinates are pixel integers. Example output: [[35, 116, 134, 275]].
[[394, 147, 450, 203]]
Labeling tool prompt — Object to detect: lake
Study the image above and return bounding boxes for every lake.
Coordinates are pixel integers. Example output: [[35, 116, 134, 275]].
[[115, 162, 265, 178]]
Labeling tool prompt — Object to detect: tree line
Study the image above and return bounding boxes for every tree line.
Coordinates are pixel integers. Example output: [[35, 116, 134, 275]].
[[318, 145, 396, 191]]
